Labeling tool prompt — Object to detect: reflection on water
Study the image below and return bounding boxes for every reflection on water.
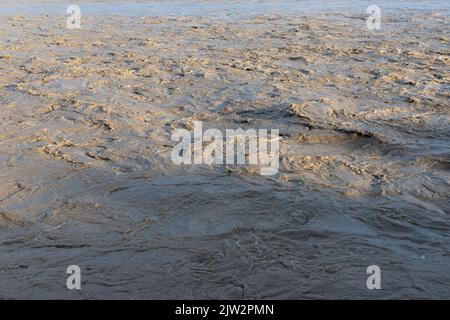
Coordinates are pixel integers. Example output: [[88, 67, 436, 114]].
[[0, 0, 449, 17]]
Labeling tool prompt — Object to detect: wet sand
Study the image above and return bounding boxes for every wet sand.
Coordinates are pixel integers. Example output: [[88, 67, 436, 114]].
[[0, 1, 449, 299]]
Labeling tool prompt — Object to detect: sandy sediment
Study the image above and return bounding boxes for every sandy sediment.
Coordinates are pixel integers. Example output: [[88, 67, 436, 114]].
[[0, 7, 449, 298]]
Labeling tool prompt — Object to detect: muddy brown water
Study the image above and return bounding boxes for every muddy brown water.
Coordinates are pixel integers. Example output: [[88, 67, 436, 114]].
[[0, 1, 449, 298]]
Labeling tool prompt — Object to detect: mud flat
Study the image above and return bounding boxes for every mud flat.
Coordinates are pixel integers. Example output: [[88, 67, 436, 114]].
[[0, 1, 449, 298]]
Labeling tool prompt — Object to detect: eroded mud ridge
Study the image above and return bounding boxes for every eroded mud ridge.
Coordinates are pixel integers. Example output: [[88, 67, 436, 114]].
[[0, 11, 449, 298]]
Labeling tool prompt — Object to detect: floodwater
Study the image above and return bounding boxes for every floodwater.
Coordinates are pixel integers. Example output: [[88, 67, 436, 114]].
[[0, 0, 449, 299]]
